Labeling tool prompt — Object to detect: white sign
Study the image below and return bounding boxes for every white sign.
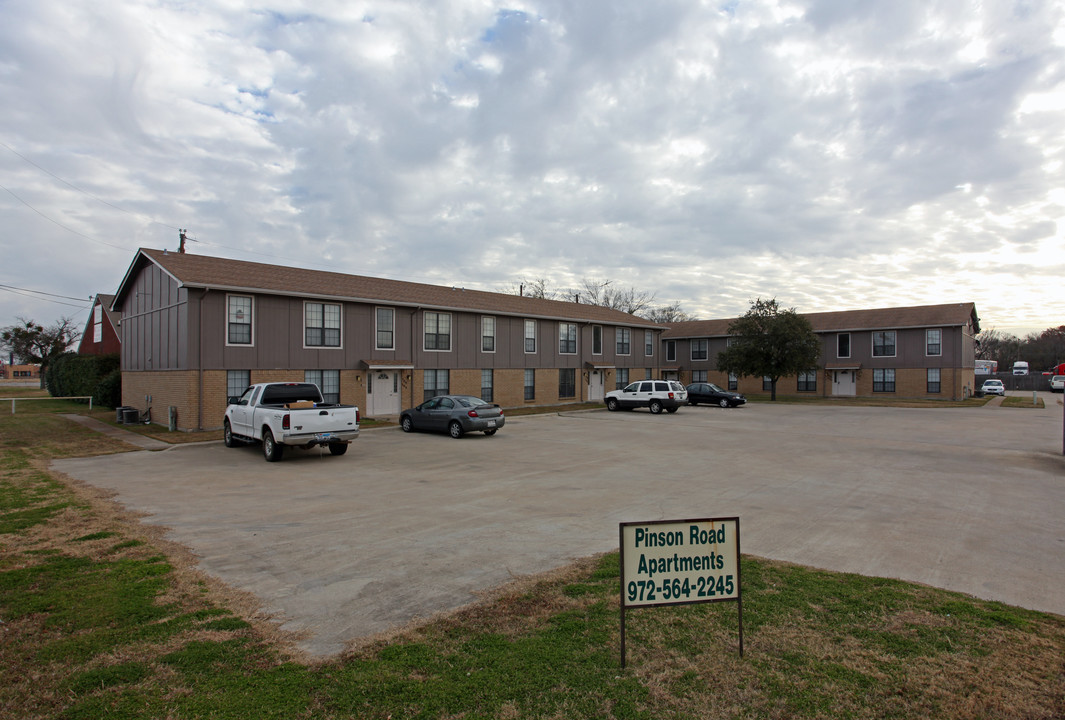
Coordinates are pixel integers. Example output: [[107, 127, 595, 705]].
[[620, 517, 740, 608]]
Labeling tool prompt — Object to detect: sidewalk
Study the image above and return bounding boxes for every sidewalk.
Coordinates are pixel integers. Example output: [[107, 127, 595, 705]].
[[60, 414, 171, 451]]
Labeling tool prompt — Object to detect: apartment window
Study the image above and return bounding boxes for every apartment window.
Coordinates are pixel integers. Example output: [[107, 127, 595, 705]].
[[797, 371, 817, 392], [481, 316, 496, 352], [873, 331, 896, 357], [926, 329, 942, 356], [691, 339, 708, 361], [93, 305, 103, 343], [666, 341, 677, 362], [376, 307, 394, 350], [645, 330, 654, 357], [616, 328, 631, 355], [306, 370, 340, 404], [837, 333, 850, 358], [305, 302, 341, 347], [423, 369, 449, 401], [728, 373, 738, 391], [227, 295, 253, 345], [763, 376, 773, 391], [524, 320, 537, 353], [873, 368, 896, 392], [927, 368, 941, 393], [559, 323, 577, 354], [593, 326, 603, 355], [616, 368, 629, 389], [645, 368, 653, 379], [559, 368, 576, 398], [692, 370, 707, 382], [227, 370, 250, 399], [524, 369, 535, 400], [481, 369, 494, 402], [424, 312, 452, 351]]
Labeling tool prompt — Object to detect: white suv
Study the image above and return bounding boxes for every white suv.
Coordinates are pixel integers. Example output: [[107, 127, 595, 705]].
[[605, 380, 688, 414]]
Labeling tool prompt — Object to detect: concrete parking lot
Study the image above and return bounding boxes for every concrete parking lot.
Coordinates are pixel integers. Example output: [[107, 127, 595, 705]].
[[52, 394, 1065, 657]]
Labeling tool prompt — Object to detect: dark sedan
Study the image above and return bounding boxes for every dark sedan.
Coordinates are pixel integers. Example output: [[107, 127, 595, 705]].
[[686, 382, 747, 408], [400, 395, 505, 438]]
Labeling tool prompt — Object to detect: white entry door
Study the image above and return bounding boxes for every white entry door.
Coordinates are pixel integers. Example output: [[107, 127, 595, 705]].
[[832, 370, 856, 396], [368, 371, 401, 416], [588, 370, 605, 402]]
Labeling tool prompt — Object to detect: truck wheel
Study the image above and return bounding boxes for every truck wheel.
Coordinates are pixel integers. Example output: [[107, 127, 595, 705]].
[[449, 421, 464, 439], [649, 399, 663, 414], [606, 397, 619, 411], [328, 443, 348, 456], [262, 428, 284, 462], [223, 420, 238, 448]]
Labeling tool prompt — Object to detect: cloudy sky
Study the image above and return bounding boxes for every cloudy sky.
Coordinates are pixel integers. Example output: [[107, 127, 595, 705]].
[[1, 0, 1062, 339]]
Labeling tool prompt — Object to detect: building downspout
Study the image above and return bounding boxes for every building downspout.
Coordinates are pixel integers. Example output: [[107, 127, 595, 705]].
[[198, 288, 209, 430]]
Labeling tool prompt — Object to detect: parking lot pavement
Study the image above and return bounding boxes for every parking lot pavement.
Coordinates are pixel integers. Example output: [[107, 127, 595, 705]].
[[52, 397, 1065, 657]]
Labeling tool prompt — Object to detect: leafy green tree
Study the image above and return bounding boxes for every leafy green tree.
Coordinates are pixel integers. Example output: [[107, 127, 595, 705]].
[[1, 316, 80, 388], [716, 298, 821, 401]]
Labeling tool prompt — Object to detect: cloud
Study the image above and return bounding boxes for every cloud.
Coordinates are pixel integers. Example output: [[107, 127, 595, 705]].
[[1, 0, 1062, 335]]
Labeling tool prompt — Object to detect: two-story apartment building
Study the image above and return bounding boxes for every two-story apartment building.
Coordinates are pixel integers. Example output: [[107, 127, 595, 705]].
[[661, 303, 981, 400], [111, 248, 665, 430]]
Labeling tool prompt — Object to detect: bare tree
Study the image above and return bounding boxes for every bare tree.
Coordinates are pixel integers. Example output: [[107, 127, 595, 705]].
[[578, 278, 656, 316], [1, 316, 81, 388], [498, 277, 558, 300], [642, 302, 694, 323]]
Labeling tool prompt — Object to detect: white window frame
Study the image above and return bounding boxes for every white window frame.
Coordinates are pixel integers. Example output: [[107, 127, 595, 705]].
[[926, 328, 942, 357], [226, 294, 254, 347], [524, 319, 537, 354], [616, 327, 631, 356], [872, 331, 896, 358], [837, 333, 850, 359], [645, 330, 654, 357], [304, 301, 342, 349], [424, 312, 452, 352], [592, 325, 603, 355], [559, 322, 577, 355], [376, 307, 395, 350], [691, 339, 708, 361], [666, 340, 677, 363], [481, 316, 496, 353]]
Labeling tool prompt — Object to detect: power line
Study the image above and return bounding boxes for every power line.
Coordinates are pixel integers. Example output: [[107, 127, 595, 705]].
[[0, 284, 92, 309], [0, 140, 180, 231], [0, 182, 131, 251]]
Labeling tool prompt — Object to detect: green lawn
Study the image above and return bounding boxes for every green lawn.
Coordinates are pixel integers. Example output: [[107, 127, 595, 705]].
[[2, 405, 1063, 719]]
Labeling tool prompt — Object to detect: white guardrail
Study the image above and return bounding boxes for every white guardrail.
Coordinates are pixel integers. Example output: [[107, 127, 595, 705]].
[[9, 396, 93, 413]]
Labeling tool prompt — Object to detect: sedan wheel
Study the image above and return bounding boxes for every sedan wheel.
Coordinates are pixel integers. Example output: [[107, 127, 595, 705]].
[[719, 398, 730, 408], [449, 420, 464, 439], [400, 415, 413, 432], [484, 428, 497, 436]]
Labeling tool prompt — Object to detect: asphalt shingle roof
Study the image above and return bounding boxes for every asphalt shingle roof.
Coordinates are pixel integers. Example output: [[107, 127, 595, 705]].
[[118, 249, 662, 328], [661, 302, 979, 338]]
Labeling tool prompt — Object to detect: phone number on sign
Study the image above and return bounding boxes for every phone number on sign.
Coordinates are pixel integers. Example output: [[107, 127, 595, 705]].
[[627, 574, 735, 603]]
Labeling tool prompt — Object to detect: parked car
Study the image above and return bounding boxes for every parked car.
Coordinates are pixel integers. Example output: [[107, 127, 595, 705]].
[[400, 395, 505, 438], [686, 382, 747, 408], [1050, 375, 1064, 393], [224, 382, 359, 462], [980, 379, 1006, 396], [605, 380, 687, 413]]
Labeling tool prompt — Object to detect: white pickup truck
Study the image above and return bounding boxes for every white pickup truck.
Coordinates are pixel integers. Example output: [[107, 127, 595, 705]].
[[223, 382, 360, 462]]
